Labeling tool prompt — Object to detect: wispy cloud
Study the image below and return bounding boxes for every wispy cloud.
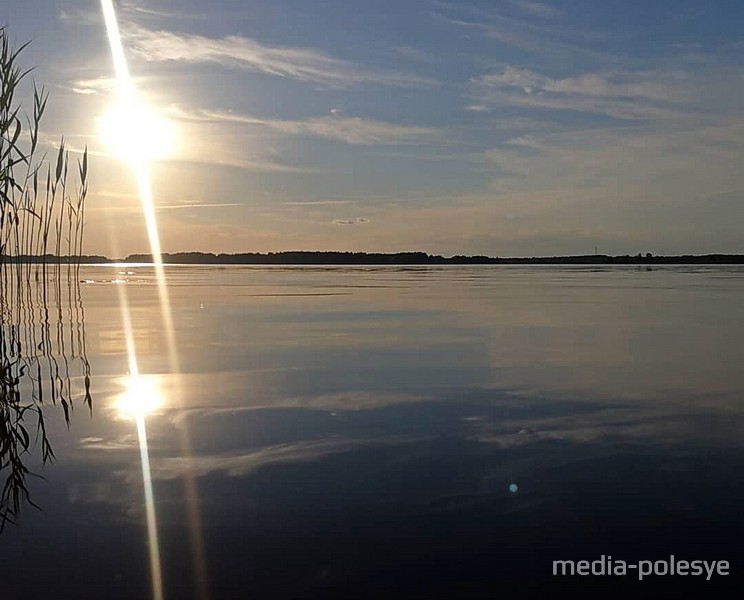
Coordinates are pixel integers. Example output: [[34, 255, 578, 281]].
[[506, 0, 561, 19], [281, 200, 355, 206], [87, 200, 244, 213], [478, 67, 682, 101], [176, 155, 319, 173], [96, 190, 139, 200], [58, 6, 100, 26], [125, 25, 434, 88], [67, 76, 118, 96], [470, 66, 692, 120], [333, 217, 369, 225], [268, 116, 435, 145], [119, 0, 184, 19], [432, 1, 606, 58], [155, 202, 242, 210], [168, 105, 437, 145]]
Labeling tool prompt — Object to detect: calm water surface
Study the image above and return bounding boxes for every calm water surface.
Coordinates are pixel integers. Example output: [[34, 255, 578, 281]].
[[2, 265, 744, 597]]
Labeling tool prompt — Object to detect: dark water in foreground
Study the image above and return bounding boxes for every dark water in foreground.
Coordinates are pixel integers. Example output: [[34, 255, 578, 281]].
[[2, 265, 744, 598]]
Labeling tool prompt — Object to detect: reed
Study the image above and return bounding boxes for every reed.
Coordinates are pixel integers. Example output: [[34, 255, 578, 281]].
[[0, 27, 92, 529]]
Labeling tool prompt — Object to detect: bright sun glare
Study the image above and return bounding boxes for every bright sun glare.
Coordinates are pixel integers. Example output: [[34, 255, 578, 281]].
[[116, 374, 164, 419], [99, 101, 178, 161]]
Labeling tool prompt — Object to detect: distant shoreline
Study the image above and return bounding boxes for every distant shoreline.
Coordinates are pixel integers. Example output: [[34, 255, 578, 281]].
[[4, 251, 744, 265]]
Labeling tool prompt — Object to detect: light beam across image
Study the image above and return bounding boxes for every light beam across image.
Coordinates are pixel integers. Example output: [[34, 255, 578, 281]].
[[99, 1, 209, 599]]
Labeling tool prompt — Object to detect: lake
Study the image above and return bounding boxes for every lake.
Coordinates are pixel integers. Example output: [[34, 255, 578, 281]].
[[2, 264, 743, 597]]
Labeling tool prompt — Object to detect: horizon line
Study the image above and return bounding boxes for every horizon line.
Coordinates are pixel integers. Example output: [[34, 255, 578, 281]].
[[4, 251, 744, 265]]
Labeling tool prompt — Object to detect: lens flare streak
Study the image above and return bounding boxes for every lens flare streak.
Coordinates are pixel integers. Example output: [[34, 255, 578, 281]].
[[100, 2, 209, 599]]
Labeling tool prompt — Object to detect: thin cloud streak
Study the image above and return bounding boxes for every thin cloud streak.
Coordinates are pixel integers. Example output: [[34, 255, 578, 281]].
[[506, 0, 562, 19], [88, 202, 243, 213], [154, 202, 243, 210], [168, 105, 438, 145], [125, 24, 435, 88], [432, 1, 610, 60], [470, 66, 695, 120]]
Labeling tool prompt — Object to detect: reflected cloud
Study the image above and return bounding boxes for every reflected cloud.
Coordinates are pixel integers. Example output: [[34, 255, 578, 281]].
[[80, 433, 139, 452], [168, 390, 431, 419], [139, 435, 425, 480]]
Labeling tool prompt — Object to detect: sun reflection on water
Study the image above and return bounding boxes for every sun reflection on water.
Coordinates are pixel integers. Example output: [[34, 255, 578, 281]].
[[115, 375, 164, 420]]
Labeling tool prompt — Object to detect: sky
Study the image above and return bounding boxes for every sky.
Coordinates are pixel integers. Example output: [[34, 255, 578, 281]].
[[2, 0, 744, 257]]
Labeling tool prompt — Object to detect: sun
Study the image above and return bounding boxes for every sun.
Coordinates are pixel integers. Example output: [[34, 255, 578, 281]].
[[99, 101, 179, 161]]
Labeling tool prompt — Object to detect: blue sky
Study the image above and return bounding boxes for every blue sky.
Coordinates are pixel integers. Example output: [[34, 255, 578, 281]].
[[3, 0, 744, 256]]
